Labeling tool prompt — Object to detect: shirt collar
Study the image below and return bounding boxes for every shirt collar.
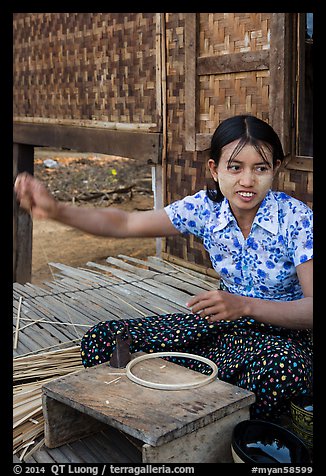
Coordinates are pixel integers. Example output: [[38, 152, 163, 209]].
[[253, 189, 279, 235], [213, 198, 237, 232], [212, 189, 279, 235]]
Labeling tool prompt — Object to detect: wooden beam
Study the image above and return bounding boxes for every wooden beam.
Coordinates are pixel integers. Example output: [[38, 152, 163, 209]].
[[13, 123, 162, 164], [197, 50, 269, 76], [285, 156, 313, 172]]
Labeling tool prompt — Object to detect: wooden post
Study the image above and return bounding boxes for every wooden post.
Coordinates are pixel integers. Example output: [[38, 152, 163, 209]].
[[13, 143, 34, 283], [269, 13, 293, 157], [184, 13, 198, 151]]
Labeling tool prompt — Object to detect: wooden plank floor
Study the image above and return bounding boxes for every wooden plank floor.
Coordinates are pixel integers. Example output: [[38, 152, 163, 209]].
[[13, 255, 219, 463]]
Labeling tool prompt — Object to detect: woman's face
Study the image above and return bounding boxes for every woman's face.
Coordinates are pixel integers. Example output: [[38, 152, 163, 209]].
[[208, 139, 281, 219]]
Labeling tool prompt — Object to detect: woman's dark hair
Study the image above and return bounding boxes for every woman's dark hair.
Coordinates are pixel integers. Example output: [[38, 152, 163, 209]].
[[207, 114, 285, 202]]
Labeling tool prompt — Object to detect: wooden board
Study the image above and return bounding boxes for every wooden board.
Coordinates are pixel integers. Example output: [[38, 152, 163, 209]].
[[14, 123, 161, 164], [24, 426, 142, 464]]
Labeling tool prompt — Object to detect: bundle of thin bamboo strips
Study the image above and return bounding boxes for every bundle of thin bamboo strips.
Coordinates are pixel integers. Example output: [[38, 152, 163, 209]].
[[13, 345, 83, 461]]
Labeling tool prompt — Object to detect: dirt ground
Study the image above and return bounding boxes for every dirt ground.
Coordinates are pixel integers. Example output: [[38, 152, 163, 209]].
[[32, 148, 157, 286]]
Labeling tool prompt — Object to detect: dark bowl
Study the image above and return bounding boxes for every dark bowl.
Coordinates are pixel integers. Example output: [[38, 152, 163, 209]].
[[231, 419, 311, 464]]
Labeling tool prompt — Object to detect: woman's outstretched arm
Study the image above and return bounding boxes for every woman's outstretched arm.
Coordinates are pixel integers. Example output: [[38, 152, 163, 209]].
[[14, 172, 179, 238]]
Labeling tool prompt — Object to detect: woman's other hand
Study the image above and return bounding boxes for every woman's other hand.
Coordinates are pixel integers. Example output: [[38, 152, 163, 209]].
[[186, 289, 250, 322]]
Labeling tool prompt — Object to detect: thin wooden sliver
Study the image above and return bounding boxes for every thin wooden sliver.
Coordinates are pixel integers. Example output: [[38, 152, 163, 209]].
[[14, 296, 23, 350], [13, 317, 90, 329], [23, 438, 45, 462]]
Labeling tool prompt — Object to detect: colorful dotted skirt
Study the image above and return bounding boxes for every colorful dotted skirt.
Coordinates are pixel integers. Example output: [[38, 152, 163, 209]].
[[80, 313, 312, 420]]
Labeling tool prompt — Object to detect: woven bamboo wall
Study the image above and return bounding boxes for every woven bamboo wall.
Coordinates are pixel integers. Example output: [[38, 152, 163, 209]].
[[13, 13, 158, 126], [199, 71, 270, 133], [198, 13, 270, 132], [199, 13, 270, 55], [13, 13, 313, 270], [276, 168, 313, 210], [164, 14, 206, 266]]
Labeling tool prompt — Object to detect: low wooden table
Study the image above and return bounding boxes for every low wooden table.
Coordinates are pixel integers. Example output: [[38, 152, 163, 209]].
[[42, 353, 255, 463]]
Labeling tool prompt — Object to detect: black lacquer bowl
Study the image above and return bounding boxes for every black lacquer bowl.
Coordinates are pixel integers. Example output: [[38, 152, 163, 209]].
[[231, 419, 311, 464]]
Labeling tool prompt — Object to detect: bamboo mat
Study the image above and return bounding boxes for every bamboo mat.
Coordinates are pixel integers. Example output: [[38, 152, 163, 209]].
[[13, 255, 219, 463], [13, 255, 219, 357]]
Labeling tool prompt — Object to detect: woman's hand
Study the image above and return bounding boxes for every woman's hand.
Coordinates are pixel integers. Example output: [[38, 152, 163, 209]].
[[14, 172, 59, 219], [186, 290, 250, 323]]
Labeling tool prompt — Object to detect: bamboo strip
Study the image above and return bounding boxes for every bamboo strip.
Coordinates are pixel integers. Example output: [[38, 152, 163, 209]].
[[157, 260, 218, 289], [14, 340, 80, 357], [14, 364, 81, 375], [13, 396, 42, 417], [13, 317, 90, 330], [13, 345, 84, 458], [14, 356, 81, 366], [14, 419, 44, 450], [13, 415, 45, 437], [13, 296, 23, 350], [112, 293, 147, 317], [13, 406, 42, 430], [14, 344, 80, 360], [13, 318, 44, 332], [160, 254, 220, 281], [14, 359, 81, 370], [19, 444, 31, 461], [14, 362, 82, 381], [23, 438, 45, 462]]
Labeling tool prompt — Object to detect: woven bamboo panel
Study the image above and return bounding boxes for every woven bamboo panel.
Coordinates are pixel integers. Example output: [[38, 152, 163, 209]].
[[13, 13, 157, 124], [276, 170, 313, 209], [164, 14, 210, 266], [164, 12, 213, 265], [164, 13, 187, 167], [198, 13, 271, 134], [199, 13, 271, 56], [165, 148, 213, 267], [199, 70, 270, 133]]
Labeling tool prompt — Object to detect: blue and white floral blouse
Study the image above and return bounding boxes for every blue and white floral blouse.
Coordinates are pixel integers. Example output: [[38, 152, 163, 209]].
[[164, 189, 313, 302]]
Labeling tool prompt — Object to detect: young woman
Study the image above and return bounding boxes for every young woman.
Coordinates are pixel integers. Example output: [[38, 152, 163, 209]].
[[14, 115, 313, 420]]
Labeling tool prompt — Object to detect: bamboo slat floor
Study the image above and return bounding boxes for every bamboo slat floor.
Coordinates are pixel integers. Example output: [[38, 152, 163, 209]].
[[13, 255, 219, 463]]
